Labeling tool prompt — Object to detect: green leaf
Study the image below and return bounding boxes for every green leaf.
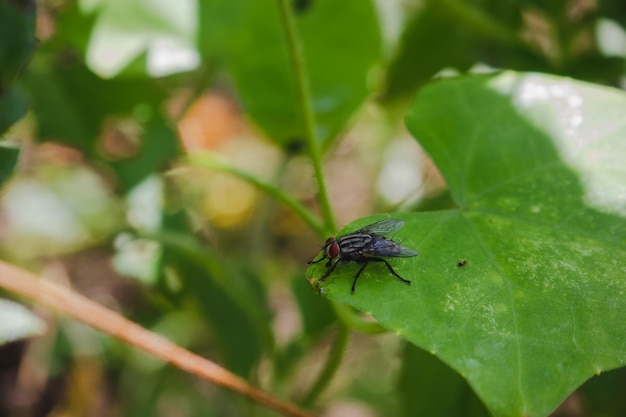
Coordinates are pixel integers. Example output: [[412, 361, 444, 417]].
[[292, 270, 334, 337], [0, 0, 36, 137], [155, 212, 273, 377], [0, 0, 36, 85], [0, 298, 45, 345], [382, 1, 626, 103], [23, 56, 175, 191], [307, 72, 626, 417], [0, 144, 19, 188], [219, 0, 382, 147], [23, 56, 167, 153], [381, 1, 539, 104], [110, 115, 180, 192], [0, 86, 28, 136], [383, 2, 482, 103]]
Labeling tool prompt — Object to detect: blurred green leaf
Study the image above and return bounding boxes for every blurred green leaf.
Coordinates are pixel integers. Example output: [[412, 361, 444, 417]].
[[382, 0, 626, 104], [0, 86, 28, 136], [165, 252, 270, 377], [0, 298, 45, 345], [270, 271, 336, 386], [308, 72, 626, 417], [110, 115, 180, 192], [24, 56, 167, 153], [598, 1, 626, 30], [198, 0, 245, 63], [382, 1, 539, 103], [292, 270, 334, 337], [578, 367, 626, 417], [0, 144, 19, 188], [382, 3, 479, 103], [155, 213, 273, 377], [398, 343, 489, 417], [24, 54, 177, 191], [52, 2, 98, 54], [213, 0, 382, 147], [0, 0, 36, 85], [0, 0, 36, 138]]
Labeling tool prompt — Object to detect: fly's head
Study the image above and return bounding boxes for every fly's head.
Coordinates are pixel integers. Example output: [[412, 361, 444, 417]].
[[307, 236, 341, 294], [307, 236, 340, 267], [323, 237, 340, 266]]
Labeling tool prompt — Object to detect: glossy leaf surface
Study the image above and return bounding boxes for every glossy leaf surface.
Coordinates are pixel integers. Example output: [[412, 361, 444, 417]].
[[307, 72, 626, 417]]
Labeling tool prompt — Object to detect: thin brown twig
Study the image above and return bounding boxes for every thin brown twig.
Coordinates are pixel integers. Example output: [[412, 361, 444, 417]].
[[0, 260, 316, 417]]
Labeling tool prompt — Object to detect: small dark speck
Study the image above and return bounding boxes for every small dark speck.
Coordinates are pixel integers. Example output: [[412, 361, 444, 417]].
[[292, 0, 312, 13], [457, 259, 468, 267], [285, 137, 306, 154]]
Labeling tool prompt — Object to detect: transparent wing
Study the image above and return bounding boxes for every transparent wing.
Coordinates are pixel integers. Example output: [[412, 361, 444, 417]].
[[350, 218, 405, 236], [367, 237, 418, 258]]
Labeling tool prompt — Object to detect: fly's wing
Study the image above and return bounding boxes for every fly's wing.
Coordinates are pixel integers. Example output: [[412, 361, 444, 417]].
[[366, 236, 418, 258], [351, 218, 405, 237]]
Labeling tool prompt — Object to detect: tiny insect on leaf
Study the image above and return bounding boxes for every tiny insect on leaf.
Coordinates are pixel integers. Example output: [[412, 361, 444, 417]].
[[308, 219, 418, 293]]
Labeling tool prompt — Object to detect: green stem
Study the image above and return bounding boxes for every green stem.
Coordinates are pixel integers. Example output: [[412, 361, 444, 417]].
[[247, 152, 292, 258], [185, 153, 326, 238], [300, 325, 349, 407], [276, 0, 336, 234]]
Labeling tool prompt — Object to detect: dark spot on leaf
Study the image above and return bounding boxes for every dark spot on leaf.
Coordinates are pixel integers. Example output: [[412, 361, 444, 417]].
[[457, 259, 468, 267], [292, 0, 312, 14], [285, 137, 306, 155]]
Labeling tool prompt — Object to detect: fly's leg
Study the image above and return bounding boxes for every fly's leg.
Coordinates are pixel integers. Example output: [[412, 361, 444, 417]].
[[319, 258, 340, 282], [351, 262, 369, 294], [367, 257, 412, 286], [307, 256, 326, 265]]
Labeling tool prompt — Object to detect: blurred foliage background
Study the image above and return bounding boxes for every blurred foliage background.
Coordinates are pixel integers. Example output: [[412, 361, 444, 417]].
[[2, 0, 626, 416]]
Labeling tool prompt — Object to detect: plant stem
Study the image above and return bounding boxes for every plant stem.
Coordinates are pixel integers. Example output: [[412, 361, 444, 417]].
[[274, 3, 349, 405], [275, 0, 336, 234], [300, 325, 349, 407], [0, 261, 315, 417], [185, 153, 326, 238]]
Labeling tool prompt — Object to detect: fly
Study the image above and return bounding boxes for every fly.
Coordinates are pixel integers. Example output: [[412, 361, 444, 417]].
[[308, 218, 418, 293]]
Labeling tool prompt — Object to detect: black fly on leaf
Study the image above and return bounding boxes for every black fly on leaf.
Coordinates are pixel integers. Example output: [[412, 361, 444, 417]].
[[308, 219, 418, 293]]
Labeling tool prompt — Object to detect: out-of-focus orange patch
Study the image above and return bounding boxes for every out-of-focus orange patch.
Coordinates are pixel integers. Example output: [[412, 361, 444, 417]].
[[178, 93, 239, 152], [32, 143, 85, 166]]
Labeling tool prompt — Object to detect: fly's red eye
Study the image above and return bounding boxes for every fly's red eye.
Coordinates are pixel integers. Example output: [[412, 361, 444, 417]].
[[327, 241, 340, 259], [325, 237, 334, 244]]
